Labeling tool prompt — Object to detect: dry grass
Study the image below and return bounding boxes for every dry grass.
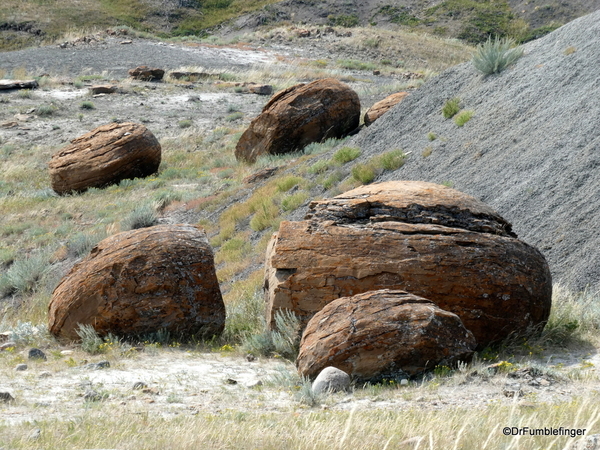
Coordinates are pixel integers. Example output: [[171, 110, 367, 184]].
[[0, 392, 599, 449]]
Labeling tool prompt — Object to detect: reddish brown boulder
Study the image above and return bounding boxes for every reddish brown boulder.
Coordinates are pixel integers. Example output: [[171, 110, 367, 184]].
[[364, 92, 409, 126], [265, 181, 552, 347], [297, 290, 477, 380], [48, 122, 161, 194], [89, 84, 117, 95], [128, 66, 165, 81], [235, 78, 360, 163], [48, 224, 225, 340]]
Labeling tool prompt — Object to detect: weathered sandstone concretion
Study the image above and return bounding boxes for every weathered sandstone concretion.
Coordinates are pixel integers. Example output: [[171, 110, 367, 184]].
[[363, 92, 409, 126], [128, 66, 165, 80], [297, 290, 477, 379], [265, 181, 552, 346], [235, 78, 360, 163], [48, 122, 161, 194], [48, 224, 225, 340]]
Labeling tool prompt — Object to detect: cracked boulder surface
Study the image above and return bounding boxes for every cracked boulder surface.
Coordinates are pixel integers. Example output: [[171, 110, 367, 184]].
[[48, 122, 161, 194], [235, 78, 360, 163], [297, 289, 477, 380], [48, 224, 225, 340], [265, 181, 552, 347]]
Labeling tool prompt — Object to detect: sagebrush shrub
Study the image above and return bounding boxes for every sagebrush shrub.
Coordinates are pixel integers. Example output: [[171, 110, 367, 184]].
[[472, 36, 523, 75]]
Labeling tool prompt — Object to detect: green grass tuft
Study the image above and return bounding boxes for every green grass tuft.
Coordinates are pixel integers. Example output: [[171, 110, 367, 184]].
[[472, 36, 524, 75], [454, 110, 475, 126], [442, 97, 461, 119], [333, 146, 361, 164]]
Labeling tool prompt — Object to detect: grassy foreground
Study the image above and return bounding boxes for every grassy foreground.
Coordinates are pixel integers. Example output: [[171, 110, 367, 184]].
[[1, 393, 599, 449]]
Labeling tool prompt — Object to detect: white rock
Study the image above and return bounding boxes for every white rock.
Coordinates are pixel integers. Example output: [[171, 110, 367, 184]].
[[312, 366, 350, 394]]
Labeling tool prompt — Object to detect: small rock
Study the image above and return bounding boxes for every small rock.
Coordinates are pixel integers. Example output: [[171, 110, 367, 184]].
[[60, 350, 74, 355], [142, 388, 159, 395], [400, 379, 409, 386], [224, 378, 238, 385], [39, 371, 52, 378], [15, 363, 28, 371], [28, 429, 41, 441], [245, 354, 256, 362], [503, 383, 524, 398], [0, 341, 17, 351], [539, 378, 551, 386], [85, 360, 110, 370], [28, 348, 47, 361], [83, 390, 107, 402], [312, 367, 351, 394], [0, 332, 11, 342], [0, 392, 15, 403], [132, 381, 148, 390], [247, 380, 263, 388]]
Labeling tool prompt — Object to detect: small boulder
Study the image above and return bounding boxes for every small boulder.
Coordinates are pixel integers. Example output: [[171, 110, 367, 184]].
[[0, 392, 15, 403], [89, 85, 117, 95], [235, 78, 360, 163], [297, 290, 477, 380], [48, 224, 225, 340], [364, 92, 409, 126], [28, 348, 47, 361], [128, 66, 165, 81], [312, 367, 351, 394], [48, 122, 161, 194], [247, 83, 273, 95]]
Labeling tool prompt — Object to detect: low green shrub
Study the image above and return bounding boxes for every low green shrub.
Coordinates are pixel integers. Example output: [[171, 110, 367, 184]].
[[472, 36, 523, 75], [333, 146, 361, 164], [352, 163, 376, 184], [281, 192, 309, 212], [442, 98, 460, 119], [80, 101, 95, 110], [454, 110, 474, 126], [122, 204, 158, 230]]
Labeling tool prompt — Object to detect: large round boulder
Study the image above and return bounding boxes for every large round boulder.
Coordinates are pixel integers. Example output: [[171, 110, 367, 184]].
[[265, 181, 552, 347], [48, 122, 161, 194], [297, 290, 477, 380], [235, 78, 360, 163], [48, 224, 225, 340]]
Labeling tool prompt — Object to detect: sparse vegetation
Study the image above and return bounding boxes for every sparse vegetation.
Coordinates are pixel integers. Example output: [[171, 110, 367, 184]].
[[80, 101, 95, 110], [442, 97, 461, 119], [454, 110, 474, 126], [122, 204, 158, 230], [351, 163, 376, 184], [178, 119, 193, 128], [333, 146, 361, 164], [472, 36, 524, 75], [36, 104, 56, 117]]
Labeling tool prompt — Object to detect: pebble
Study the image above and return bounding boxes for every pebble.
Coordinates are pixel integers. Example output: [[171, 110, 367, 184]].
[[132, 381, 148, 390], [83, 390, 107, 402], [400, 379, 409, 386], [15, 363, 28, 371], [28, 348, 47, 361], [39, 371, 52, 378], [84, 360, 110, 370]]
